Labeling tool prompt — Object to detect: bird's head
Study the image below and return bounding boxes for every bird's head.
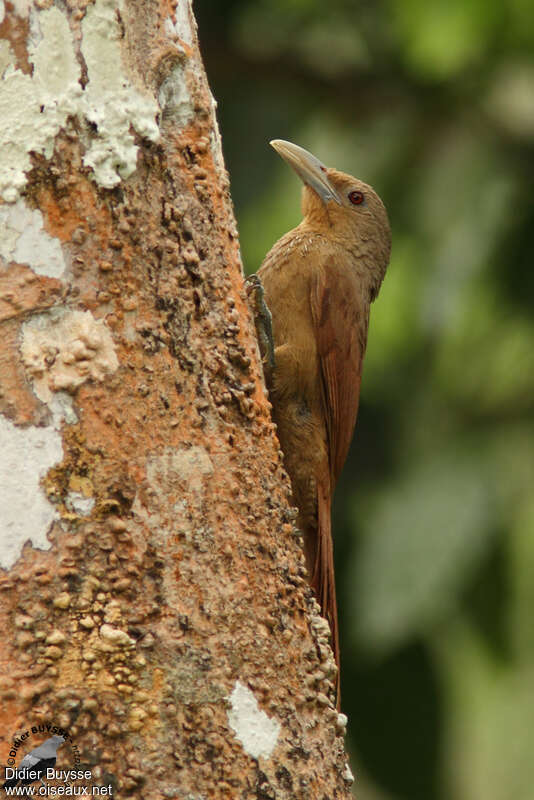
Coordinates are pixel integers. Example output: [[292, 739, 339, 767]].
[[270, 139, 391, 296]]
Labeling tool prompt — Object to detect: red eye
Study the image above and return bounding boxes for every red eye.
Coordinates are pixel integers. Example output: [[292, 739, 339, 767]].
[[348, 190, 364, 205]]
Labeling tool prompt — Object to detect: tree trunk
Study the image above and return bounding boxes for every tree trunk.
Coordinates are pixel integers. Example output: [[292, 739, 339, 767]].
[[0, 1, 353, 797]]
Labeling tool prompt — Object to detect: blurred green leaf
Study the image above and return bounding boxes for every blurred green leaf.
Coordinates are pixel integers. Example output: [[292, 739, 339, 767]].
[[387, 0, 503, 79], [434, 286, 534, 415], [362, 235, 423, 394], [435, 619, 534, 800], [485, 60, 534, 140], [509, 495, 534, 659], [239, 165, 302, 272], [350, 447, 495, 654]]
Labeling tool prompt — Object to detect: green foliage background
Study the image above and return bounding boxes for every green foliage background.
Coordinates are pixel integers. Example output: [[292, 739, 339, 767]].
[[195, 2, 534, 797]]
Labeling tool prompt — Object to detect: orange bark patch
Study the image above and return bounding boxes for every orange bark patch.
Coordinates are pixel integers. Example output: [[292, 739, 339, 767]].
[[38, 182, 111, 250], [0, 264, 63, 324], [0, 4, 31, 74], [0, 266, 63, 425]]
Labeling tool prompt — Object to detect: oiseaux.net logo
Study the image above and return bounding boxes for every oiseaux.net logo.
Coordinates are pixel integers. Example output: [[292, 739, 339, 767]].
[[2, 724, 113, 796]]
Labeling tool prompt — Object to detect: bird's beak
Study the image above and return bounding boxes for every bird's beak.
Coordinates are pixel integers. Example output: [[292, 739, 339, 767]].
[[270, 139, 342, 205]]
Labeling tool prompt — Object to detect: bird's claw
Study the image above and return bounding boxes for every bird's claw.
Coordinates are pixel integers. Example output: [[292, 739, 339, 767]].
[[245, 274, 275, 380]]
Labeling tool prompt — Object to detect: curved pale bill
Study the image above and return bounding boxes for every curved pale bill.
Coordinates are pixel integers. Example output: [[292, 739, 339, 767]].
[[270, 139, 342, 205]]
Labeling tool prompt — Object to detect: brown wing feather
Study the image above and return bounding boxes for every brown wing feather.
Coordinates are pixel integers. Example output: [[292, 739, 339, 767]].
[[310, 263, 367, 485]]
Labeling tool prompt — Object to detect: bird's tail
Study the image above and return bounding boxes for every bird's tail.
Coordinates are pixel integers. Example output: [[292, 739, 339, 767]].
[[312, 480, 340, 707]]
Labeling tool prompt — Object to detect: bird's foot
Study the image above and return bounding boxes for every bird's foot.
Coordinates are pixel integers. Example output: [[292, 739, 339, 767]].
[[245, 274, 275, 380]]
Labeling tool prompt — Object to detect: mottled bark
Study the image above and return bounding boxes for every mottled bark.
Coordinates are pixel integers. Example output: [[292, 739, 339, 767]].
[[0, 1, 353, 797]]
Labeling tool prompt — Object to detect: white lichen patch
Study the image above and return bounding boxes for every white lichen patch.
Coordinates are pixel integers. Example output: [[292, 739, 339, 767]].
[[146, 445, 213, 496], [48, 391, 79, 427], [209, 94, 226, 176], [0, 40, 15, 77], [81, 0, 160, 187], [158, 62, 194, 128], [0, 0, 160, 202], [0, 415, 62, 569], [0, 7, 81, 202], [342, 763, 355, 784], [164, 2, 194, 46], [65, 491, 95, 516], [0, 199, 66, 277], [20, 308, 119, 405], [99, 623, 136, 648], [227, 681, 280, 760], [11, 0, 31, 17]]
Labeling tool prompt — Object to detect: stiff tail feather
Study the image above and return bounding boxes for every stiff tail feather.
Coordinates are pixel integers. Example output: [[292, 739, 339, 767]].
[[312, 481, 340, 707]]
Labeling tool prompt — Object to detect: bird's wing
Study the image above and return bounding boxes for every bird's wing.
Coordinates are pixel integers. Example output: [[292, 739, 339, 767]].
[[310, 260, 367, 485], [18, 752, 41, 769], [21, 737, 64, 763]]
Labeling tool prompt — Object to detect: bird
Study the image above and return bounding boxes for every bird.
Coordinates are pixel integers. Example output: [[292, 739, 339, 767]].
[[2, 735, 65, 789], [253, 139, 391, 703]]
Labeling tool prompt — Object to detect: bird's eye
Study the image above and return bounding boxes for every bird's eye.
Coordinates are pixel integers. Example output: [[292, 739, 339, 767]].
[[348, 190, 365, 205]]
